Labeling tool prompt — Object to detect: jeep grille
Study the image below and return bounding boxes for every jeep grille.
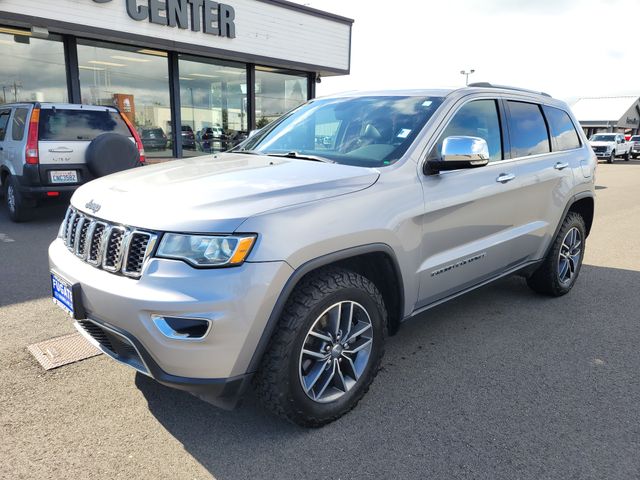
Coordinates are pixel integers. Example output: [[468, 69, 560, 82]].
[[60, 207, 158, 278]]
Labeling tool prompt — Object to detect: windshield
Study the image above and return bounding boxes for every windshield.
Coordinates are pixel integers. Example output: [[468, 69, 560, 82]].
[[631, 136, 640, 141], [590, 134, 616, 142], [235, 96, 444, 167]]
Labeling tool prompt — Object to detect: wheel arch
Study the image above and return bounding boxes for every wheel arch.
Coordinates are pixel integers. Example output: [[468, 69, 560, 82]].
[[246, 243, 405, 374], [568, 193, 594, 237], [0, 166, 10, 187]]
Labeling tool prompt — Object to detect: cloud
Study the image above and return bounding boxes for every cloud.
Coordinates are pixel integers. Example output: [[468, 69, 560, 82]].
[[305, 0, 640, 103]]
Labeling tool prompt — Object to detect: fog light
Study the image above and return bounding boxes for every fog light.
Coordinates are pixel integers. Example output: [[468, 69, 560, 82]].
[[152, 315, 211, 340]]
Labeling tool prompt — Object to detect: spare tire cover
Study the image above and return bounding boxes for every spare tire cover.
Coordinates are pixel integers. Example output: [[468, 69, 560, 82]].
[[85, 133, 141, 178]]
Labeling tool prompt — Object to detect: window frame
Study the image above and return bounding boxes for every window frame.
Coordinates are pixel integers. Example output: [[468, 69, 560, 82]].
[[503, 99, 552, 160]]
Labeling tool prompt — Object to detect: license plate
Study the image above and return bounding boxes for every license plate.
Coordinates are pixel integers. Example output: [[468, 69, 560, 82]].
[[51, 272, 75, 317], [50, 170, 78, 184]]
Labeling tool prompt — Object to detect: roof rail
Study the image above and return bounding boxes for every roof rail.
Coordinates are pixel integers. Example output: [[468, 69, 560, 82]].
[[467, 82, 551, 98]]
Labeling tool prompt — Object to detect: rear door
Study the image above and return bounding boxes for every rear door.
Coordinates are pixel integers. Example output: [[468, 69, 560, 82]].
[[0, 108, 11, 169], [504, 101, 578, 262], [416, 97, 525, 307]]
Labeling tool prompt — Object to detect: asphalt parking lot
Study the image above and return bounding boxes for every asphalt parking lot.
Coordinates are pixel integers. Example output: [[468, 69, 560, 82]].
[[1, 161, 639, 480]]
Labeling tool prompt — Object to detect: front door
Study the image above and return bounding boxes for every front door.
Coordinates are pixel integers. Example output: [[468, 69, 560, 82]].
[[416, 98, 524, 308]]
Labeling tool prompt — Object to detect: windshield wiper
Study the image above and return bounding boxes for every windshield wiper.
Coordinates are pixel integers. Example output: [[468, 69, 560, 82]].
[[266, 151, 335, 163], [229, 149, 259, 154]]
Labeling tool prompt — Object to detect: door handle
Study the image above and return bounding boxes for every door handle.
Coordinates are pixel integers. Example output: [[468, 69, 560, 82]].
[[496, 173, 516, 183], [554, 162, 569, 170], [48, 147, 74, 153]]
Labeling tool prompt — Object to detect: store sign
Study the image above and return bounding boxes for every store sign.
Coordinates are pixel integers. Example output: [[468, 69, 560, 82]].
[[93, 0, 236, 38]]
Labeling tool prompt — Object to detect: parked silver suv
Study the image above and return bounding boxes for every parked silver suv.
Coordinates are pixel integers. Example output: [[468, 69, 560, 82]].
[[0, 102, 144, 221], [48, 84, 596, 427]]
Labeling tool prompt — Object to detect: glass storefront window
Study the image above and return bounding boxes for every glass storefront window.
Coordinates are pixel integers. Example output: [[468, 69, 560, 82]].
[[77, 40, 172, 160], [255, 68, 308, 128], [178, 55, 247, 156], [0, 27, 67, 105]]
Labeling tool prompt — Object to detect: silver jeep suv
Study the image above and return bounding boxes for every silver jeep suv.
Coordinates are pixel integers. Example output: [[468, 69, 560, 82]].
[[48, 84, 596, 427]]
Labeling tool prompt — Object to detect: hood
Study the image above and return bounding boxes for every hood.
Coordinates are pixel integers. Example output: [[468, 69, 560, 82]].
[[71, 153, 380, 232], [589, 141, 615, 147]]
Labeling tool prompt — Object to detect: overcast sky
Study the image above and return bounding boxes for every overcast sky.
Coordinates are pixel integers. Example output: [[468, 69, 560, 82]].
[[298, 0, 640, 103]]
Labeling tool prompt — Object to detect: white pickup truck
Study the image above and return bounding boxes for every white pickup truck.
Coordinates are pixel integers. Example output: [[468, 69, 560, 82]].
[[588, 133, 630, 163]]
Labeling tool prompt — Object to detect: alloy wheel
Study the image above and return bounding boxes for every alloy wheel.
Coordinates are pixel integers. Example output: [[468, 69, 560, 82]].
[[298, 301, 373, 403], [558, 227, 582, 285], [6, 184, 16, 213]]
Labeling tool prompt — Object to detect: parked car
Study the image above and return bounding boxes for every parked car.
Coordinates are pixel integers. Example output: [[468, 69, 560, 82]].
[[197, 126, 226, 152], [181, 125, 196, 150], [49, 84, 595, 427], [588, 133, 630, 163], [0, 102, 144, 221], [629, 135, 640, 158], [139, 127, 168, 151]]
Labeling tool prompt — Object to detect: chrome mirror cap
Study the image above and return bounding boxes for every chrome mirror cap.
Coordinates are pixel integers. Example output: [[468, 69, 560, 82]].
[[424, 136, 490, 175], [441, 136, 490, 164]]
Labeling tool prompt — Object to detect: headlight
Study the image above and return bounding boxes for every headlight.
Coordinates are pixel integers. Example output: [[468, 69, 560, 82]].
[[156, 233, 256, 267]]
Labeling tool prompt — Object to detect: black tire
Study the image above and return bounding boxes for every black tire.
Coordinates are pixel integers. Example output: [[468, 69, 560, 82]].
[[608, 151, 615, 163], [526, 212, 586, 296], [254, 268, 387, 427], [85, 133, 141, 178], [625, 150, 630, 161], [4, 175, 34, 222]]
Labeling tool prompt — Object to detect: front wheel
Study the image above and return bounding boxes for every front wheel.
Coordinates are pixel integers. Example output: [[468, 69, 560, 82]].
[[608, 151, 615, 163], [254, 268, 387, 427], [526, 212, 586, 296]]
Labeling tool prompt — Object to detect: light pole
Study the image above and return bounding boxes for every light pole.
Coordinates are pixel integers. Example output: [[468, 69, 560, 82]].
[[460, 69, 475, 86]]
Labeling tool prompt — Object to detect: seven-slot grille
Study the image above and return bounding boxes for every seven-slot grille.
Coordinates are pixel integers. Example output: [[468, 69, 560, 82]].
[[60, 207, 157, 278]]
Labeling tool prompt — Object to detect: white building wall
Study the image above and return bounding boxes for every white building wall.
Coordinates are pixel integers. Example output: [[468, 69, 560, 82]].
[[0, 0, 351, 73]]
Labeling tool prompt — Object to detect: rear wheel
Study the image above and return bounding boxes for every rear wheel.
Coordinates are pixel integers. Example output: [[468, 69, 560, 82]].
[[625, 150, 630, 161], [254, 268, 387, 427], [4, 175, 33, 222], [526, 212, 586, 296]]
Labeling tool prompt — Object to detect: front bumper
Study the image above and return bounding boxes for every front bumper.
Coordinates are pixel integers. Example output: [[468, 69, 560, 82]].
[[49, 239, 293, 407]]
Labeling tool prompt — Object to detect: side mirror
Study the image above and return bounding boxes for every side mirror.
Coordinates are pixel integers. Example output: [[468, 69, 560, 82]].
[[424, 136, 490, 175]]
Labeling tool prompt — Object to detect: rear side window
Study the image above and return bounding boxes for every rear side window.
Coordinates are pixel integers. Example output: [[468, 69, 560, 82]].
[[11, 108, 29, 141], [507, 101, 550, 158], [542, 106, 581, 151], [38, 109, 131, 141], [0, 110, 10, 141]]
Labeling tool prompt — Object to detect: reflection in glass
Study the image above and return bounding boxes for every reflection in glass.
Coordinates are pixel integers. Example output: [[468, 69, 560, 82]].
[[77, 40, 172, 160], [179, 55, 247, 156], [255, 68, 308, 128], [0, 29, 67, 105]]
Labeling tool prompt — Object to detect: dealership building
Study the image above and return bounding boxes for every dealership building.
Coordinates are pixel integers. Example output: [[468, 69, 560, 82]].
[[0, 0, 352, 159], [571, 96, 640, 138]]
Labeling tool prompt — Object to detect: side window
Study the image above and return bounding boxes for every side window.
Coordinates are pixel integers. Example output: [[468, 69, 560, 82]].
[[507, 101, 550, 158], [11, 108, 29, 141], [0, 110, 11, 141], [431, 99, 503, 162], [542, 106, 581, 151]]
